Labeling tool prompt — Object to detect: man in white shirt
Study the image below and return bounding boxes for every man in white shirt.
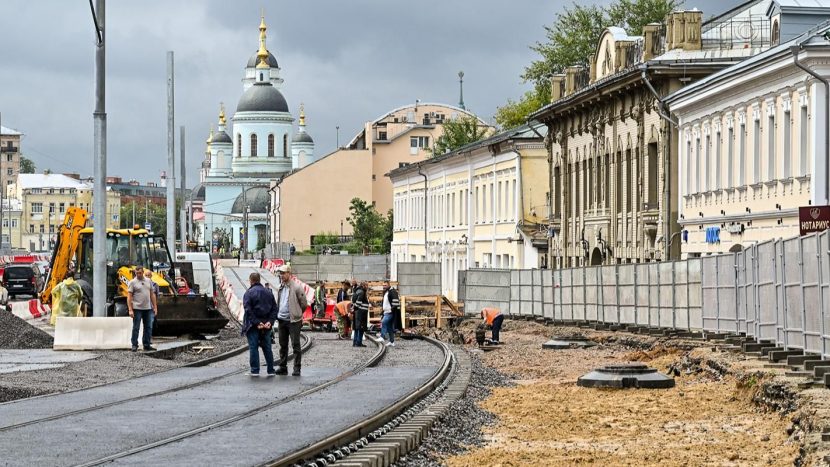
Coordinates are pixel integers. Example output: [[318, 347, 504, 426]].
[[379, 281, 399, 346]]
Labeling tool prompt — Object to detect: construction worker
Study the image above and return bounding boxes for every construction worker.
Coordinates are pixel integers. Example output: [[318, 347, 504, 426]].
[[351, 281, 369, 347], [334, 300, 351, 339], [313, 280, 326, 319], [481, 308, 504, 343]]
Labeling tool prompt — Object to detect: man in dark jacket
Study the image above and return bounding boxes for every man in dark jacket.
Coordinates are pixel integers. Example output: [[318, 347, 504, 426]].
[[380, 280, 400, 346], [336, 280, 351, 303], [242, 272, 278, 376], [351, 281, 369, 347]]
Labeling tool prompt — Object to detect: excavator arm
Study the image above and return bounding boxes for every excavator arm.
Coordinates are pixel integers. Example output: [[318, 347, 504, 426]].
[[40, 207, 88, 305]]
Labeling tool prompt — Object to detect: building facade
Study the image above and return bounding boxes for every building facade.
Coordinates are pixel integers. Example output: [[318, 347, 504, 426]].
[[1, 199, 23, 250], [532, 5, 780, 269], [388, 124, 549, 300], [0, 126, 21, 192], [272, 103, 489, 251], [665, 19, 830, 255]]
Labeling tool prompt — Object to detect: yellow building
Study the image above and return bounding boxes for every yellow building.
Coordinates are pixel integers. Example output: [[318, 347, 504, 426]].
[[1, 198, 23, 250], [272, 103, 490, 250], [388, 123, 549, 300], [10, 174, 120, 252]]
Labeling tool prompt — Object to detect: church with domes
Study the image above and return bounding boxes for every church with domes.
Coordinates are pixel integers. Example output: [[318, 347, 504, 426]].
[[194, 14, 315, 254]]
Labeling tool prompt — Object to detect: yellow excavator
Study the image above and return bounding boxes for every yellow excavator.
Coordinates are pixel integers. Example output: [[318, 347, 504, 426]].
[[41, 207, 228, 335]]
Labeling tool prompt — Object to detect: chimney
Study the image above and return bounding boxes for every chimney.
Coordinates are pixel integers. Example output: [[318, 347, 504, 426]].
[[642, 23, 661, 60], [665, 10, 702, 50], [550, 74, 565, 101], [564, 66, 583, 96]]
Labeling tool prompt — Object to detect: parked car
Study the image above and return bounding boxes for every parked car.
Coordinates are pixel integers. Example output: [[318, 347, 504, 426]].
[[2, 263, 44, 299]]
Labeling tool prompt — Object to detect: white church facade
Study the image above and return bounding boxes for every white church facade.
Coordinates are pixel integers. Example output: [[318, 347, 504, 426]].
[[194, 15, 315, 253]]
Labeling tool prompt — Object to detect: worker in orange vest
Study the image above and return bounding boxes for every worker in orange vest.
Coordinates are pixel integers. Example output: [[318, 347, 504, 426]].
[[481, 308, 504, 343], [334, 300, 352, 339]]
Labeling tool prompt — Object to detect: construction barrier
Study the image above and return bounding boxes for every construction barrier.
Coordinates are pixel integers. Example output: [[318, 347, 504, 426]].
[[458, 229, 830, 358]]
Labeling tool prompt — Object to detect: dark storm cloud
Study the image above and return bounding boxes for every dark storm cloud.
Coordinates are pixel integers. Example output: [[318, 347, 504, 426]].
[[0, 0, 740, 185]]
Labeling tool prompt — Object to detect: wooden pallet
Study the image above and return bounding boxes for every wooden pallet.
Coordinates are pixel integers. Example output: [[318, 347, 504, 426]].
[[400, 295, 462, 329]]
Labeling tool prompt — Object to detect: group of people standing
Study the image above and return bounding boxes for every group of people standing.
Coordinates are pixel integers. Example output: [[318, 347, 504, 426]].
[[242, 267, 403, 377], [332, 279, 401, 347]]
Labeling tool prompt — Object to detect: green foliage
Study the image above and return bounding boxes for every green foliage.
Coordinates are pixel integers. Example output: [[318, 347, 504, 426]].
[[347, 198, 392, 254], [19, 156, 35, 174], [119, 200, 181, 238], [494, 0, 681, 128], [432, 115, 490, 156], [311, 232, 341, 246]]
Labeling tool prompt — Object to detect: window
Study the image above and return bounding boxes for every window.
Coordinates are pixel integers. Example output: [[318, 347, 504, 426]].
[[497, 181, 502, 221], [49, 225, 55, 234], [59, 202, 65, 213], [31, 202, 43, 214], [409, 136, 429, 155], [49, 203, 55, 214], [60, 188, 65, 194], [475, 186, 480, 223], [2, 219, 7, 228], [768, 114, 776, 180], [783, 111, 791, 178], [11, 219, 17, 228], [739, 123, 746, 186], [728, 128, 734, 188], [800, 106, 809, 175], [31, 188, 42, 194], [268, 134, 275, 157], [250, 134, 258, 157], [39, 224, 44, 233], [29, 224, 34, 233], [372, 174, 376, 181], [695, 139, 700, 193], [6, 168, 11, 176], [704, 135, 710, 191], [236, 134, 241, 157], [283, 134, 288, 158], [753, 119, 760, 183], [5, 154, 11, 162], [715, 132, 721, 190], [685, 140, 691, 195]]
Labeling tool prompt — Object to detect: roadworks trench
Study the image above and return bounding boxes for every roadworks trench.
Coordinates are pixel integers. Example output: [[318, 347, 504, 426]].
[[419, 320, 828, 466]]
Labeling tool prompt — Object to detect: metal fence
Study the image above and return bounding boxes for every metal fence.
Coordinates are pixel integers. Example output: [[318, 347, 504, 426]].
[[458, 230, 830, 357]]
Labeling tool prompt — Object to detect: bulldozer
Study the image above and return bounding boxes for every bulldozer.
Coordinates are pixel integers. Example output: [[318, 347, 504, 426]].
[[41, 207, 228, 336]]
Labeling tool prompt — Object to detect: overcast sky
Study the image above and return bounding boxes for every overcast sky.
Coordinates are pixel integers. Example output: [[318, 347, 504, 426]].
[[0, 0, 734, 188]]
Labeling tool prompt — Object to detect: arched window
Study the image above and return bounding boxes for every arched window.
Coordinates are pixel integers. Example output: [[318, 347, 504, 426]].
[[268, 134, 275, 157], [259, 72, 264, 81], [236, 134, 241, 157], [283, 134, 288, 158], [250, 134, 258, 157]]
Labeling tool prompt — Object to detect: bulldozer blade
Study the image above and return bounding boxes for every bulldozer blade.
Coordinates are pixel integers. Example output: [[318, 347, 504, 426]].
[[154, 295, 229, 336]]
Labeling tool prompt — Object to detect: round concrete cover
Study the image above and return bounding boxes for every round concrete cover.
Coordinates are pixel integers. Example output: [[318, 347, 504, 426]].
[[542, 335, 597, 350], [577, 363, 675, 389]]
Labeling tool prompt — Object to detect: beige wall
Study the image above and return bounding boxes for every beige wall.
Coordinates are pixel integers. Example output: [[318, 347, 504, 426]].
[[0, 132, 21, 192], [277, 149, 372, 250], [77, 188, 121, 229]]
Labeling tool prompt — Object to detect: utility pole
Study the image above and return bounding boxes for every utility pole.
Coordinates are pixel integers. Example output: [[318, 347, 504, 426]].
[[132, 200, 135, 227], [179, 125, 186, 252], [91, 0, 107, 317], [1, 111, 4, 251], [166, 51, 176, 254]]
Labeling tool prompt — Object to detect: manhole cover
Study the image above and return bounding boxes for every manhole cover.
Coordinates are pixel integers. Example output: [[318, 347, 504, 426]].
[[577, 363, 675, 389], [542, 335, 597, 350]]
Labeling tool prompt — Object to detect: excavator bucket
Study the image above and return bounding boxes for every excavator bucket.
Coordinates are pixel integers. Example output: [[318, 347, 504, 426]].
[[153, 294, 229, 336]]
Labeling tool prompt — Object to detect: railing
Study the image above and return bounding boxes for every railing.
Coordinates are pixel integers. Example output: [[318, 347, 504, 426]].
[[0, 146, 18, 153], [701, 16, 771, 49]]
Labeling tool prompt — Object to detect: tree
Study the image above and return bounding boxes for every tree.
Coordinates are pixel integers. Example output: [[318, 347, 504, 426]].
[[347, 198, 391, 254], [494, 0, 680, 129], [19, 156, 35, 174], [432, 115, 490, 156]]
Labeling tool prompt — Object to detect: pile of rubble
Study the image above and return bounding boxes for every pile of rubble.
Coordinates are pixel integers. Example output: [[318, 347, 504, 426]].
[[0, 311, 53, 349]]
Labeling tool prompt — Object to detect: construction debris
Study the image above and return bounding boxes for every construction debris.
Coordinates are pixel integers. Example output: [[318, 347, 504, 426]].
[[0, 311, 53, 349]]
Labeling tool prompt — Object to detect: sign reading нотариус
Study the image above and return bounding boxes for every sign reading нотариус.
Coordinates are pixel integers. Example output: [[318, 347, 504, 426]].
[[799, 205, 830, 236]]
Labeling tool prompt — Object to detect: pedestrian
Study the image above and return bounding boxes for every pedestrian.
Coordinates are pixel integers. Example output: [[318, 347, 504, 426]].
[[351, 281, 369, 347], [336, 280, 351, 303], [127, 266, 157, 352], [313, 280, 326, 319], [334, 300, 351, 339], [276, 265, 308, 375], [241, 272, 278, 376], [379, 280, 400, 347], [481, 307, 504, 343]]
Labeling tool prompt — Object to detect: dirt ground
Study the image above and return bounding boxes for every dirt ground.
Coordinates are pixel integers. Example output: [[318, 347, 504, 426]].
[[443, 319, 806, 466]]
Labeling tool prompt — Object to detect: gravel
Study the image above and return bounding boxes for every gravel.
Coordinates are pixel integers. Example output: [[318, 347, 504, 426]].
[[0, 310, 53, 349], [377, 335, 445, 367], [394, 354, 512, 467]]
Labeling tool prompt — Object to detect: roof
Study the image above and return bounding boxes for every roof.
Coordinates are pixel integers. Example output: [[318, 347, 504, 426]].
[[348, 102, 487, 147], [231, 186, 270, 214], [665, 19, 830, 105], [0, 125, 22, 136], [292, 131, 314, 144], [775, 0, 830, 10], [236, 82, 289, 113], [246, 50, 279, 69], [387, 122, 547, 179], [16, 174, 86, 190], [606, 26, 641, 42], [210, 130, 232, 144]]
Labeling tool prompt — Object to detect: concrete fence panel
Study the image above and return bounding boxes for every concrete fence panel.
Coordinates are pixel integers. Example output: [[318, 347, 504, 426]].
[[397, 262, 441, 297], [619, 264, 636, 324], [820, 230, 830, 358], [584, 267, 598, 321], [800, 235, 822, 354], [756, 240, 779, 342], [600, 265, 618, 323], [463, 269, 511, 315], [648, 264, 660, 327], [658, 262, 675, 328], [635, 264, 651, 326], [783, 237, 806, 350], [687, 258, 703, 330], [543, 270, 554, 319], [352, 255, 389, 281]]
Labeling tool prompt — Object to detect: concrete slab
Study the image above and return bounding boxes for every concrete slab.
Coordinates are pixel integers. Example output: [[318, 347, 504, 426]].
[[53, 317, 132, 350], [769, 349, 803, 363], [787, 355, 821, 366], [0, 349, 98, 374]]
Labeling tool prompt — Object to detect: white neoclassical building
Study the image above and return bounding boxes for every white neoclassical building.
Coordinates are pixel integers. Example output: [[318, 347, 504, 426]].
[[666, 17, 830, 256]]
